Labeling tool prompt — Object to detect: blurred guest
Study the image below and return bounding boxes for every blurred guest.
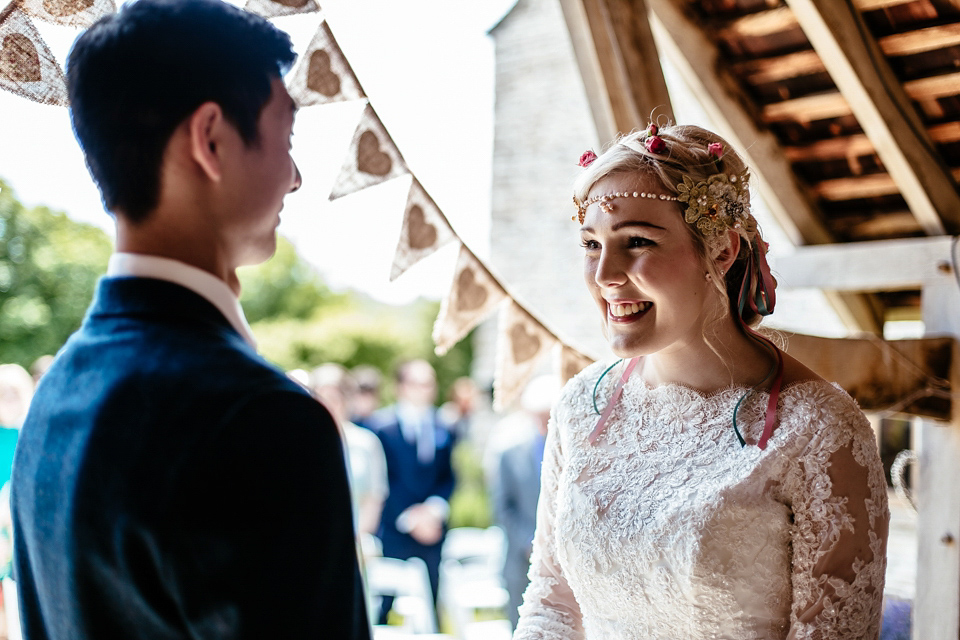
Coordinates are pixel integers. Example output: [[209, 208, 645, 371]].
[[28, 356, 53, 386], [439, 376, 479, 441], [0, 363, 34, 637], [0, 364, 33, 486], [350, 365, 383, 429], [365, 359, 456, 617], [311, 364, 388, 536], [491, 374, 560, 629]]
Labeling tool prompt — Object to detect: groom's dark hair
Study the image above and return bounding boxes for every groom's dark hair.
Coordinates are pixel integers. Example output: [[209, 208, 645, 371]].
[[66, 0, 296, 223]]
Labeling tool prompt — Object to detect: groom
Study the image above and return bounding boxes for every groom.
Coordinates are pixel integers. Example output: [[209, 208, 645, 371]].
[[10, 0, 370, 638]]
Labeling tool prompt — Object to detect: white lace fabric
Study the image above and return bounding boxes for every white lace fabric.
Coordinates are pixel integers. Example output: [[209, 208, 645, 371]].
[[514, 361, 890, 640]]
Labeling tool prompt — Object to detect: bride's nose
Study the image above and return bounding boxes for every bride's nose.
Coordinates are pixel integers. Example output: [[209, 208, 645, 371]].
[[594, 249, 627, 287]]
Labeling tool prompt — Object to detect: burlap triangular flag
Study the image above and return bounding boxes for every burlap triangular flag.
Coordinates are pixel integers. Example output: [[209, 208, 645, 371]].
[[390, 178, 456, 281], [287, 18, 364, 107], [433, 245, 507, 356], [494, 301, 558, 411], [17, 0, 115, 28], [329, 103, 409, 200], [0, 4, 68, 106], [244, 0, 319, 18], [556, 344, 595, 385]]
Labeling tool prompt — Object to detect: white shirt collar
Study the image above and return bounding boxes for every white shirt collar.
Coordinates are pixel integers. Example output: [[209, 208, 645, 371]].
[[106, 253, 257, 349]]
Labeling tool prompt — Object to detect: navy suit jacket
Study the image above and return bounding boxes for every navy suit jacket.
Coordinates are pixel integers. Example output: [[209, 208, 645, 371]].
[[11, 277, 370, 640], [365, 407, 455, 563]]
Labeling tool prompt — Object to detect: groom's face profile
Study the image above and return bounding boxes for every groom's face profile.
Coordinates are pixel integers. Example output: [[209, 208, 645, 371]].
[[215, 77, 301, 268]]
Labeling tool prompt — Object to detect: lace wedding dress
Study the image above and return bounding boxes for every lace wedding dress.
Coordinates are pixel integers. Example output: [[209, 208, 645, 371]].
[[513, 360, 889, 640]]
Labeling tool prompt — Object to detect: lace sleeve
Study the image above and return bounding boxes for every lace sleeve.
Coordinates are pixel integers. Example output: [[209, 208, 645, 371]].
[[513, 409, 584, 640], [785, 401, 890, 640]]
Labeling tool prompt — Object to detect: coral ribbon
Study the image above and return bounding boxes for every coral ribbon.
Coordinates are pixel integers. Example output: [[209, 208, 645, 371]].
[[589, 357, 641, 444]]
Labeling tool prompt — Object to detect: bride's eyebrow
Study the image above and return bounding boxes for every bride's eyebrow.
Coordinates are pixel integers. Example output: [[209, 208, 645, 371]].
[[611, 220, 666, 232]]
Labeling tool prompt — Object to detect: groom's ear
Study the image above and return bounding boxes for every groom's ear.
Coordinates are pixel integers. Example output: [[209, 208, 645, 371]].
[[187, 102, 228, 184]]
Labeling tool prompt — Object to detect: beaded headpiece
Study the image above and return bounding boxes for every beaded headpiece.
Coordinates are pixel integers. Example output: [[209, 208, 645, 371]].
[[573, 126, 754, 243]]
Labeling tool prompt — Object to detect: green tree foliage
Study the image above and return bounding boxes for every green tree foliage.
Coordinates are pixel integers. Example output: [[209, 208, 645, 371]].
[[0, 180, 112, 368], [238, 237, 344, 324]]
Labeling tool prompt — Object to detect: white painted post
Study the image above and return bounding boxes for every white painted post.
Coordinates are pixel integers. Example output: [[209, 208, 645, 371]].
[[915, 264, 960, 640]]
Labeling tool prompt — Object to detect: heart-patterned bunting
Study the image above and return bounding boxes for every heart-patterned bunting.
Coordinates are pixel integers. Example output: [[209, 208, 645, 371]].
[[558, 345, 595, 385], [287, 18, 365, 107], [306, 49, 340, 97], [244, 0, 318, 18], [390, 178, 456, 281], [329, 103, 408, 200], [0, 33, 41, 82], [433, 245, 506, 356], [41, 0, 93, 18], [0, 6, 68, 106], [357, 130, 392, 176], [407, 206, 436, 250], [494, 301, 558, 410], [18, 0, 114, 27], [510, 321, 541, 364], [455, 267, 488, 313]]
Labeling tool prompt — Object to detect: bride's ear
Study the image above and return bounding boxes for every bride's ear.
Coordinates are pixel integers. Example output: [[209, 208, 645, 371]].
[[713, 229, 740, 274]]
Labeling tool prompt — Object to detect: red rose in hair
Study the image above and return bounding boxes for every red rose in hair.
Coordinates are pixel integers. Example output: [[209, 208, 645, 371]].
[[578, 150, 598, 167], [644, 135, 666, 154], [708, 142, 724, 159]]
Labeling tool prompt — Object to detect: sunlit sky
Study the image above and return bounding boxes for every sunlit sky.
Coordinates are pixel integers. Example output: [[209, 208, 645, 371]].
[[0, 0, 515, 304]]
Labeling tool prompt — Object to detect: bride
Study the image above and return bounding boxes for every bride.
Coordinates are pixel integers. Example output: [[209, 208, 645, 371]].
[[512, 124, 889, 639]]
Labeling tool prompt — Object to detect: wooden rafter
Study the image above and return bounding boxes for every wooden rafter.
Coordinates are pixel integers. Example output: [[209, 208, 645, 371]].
[[558, 0, 674, 144], [720, 0, 918, 41], [763, 70, 960, 123], [812, 167, 960, 201], [784, 122, 960, 163], [734, 23, 960, 85], [644, 0, 882, 334], [785, 0, 960, 235]]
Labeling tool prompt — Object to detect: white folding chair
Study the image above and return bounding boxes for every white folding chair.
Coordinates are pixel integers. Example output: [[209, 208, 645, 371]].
[[439, 527, 511, 639], [365, 555, 438, 634]]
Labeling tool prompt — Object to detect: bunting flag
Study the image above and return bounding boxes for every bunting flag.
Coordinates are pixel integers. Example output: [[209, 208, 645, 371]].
[[433, 245, 507, 356], [287, 18, 364, 107], [494, 300, 558, 410], [557, 344, 595, 385], [329, 103, 409, 200], [17, 0, 115, 28], [0, 4, 68, 106], [390, 178, 456, 281], [244, 0, 319, 19]]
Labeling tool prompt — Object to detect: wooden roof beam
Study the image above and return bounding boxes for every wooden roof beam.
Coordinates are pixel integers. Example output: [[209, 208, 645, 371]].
[[735, 23, 960, 85], [645, 0, 882, 335], [763, 71, 960, 123], [558, 0, 674, 144], [813, 167, 960, 201], [720, 0, 918, 41], [785, 0, 960, 235], [784, 122, 960, 162]]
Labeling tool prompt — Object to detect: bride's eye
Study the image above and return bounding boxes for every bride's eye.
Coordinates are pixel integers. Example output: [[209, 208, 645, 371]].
[[580, 239, 600, 250], [628, 236, 654, 248]]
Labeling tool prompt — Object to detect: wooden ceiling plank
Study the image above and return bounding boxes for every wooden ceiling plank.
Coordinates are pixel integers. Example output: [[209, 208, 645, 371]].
[[720, 0, 914, 41], [879, 23, 960, 56], [785, 122, 960, 162], [558, 0, 674, 144], [647, 0, 831, 246], [813, 167, 960, 200], [787, 0, 959, 234], [771, 235, 955, 291], [737, 24, 960, 85], [763, 70, 960, 123]]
